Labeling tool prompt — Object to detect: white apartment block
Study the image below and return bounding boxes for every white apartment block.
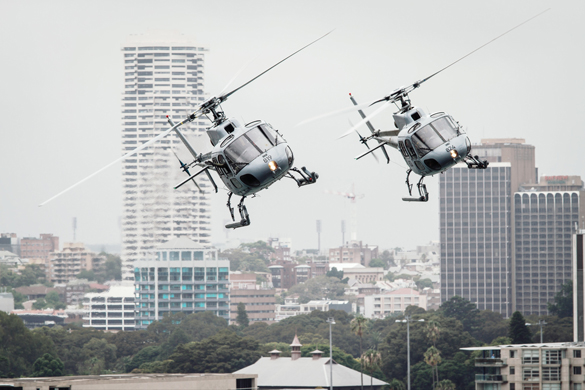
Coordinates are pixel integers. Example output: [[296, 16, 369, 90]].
[[462, 342, 585, 390], [83, 284, 136, 331], [363, 288, 428, 319], [121, 31, 212, 279], [49, 243, 104, 284]]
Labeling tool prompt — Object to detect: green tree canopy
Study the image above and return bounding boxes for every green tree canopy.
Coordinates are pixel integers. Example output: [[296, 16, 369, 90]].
[[287, 275, 348, 303], [168, 329, 260, 373], [236, 302, 249, 327], [32, 353, 64, 377], [439, 296, 480, 333], [548, 280, 573, 318], [508, 311, 532, 344]]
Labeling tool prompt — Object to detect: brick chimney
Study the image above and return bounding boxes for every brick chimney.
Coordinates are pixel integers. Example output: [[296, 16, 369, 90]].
[[290, 334, 302, 361]]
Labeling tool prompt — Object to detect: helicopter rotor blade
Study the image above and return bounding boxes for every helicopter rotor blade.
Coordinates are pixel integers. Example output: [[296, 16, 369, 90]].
[[338, 101, 392, 140], [218, 30, 333, 102], [407, 9, 550, 92], [39, 122, 183, 207], [295, 99, 378, 127]]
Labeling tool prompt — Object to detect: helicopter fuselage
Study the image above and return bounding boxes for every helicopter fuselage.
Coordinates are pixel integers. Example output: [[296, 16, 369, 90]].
[[207, 119, 293, 197], [380, 107, 471, 177]]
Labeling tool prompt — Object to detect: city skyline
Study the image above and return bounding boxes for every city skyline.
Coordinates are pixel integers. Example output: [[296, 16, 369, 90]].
[[1, 1, 583, 252]]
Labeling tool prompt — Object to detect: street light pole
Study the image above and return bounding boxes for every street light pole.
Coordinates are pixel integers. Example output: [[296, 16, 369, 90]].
[[327, 317, 336, 390], [526, 319, 547, 343], [396, 316, 425, 390]]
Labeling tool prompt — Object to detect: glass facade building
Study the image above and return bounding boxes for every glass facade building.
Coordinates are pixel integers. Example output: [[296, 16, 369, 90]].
[[440, 162, 512, 316], [120, 31, 211, 280], [133, 238, 229, 329]]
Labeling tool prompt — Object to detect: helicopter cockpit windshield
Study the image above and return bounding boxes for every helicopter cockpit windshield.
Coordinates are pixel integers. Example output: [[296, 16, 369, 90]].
[[224, 125, 281, 174], [411, 117, 459, 157]]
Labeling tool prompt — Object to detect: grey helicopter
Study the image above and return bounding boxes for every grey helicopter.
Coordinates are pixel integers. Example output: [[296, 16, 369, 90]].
[[337, 10, 548, 202], [40, 33, 328, 228]]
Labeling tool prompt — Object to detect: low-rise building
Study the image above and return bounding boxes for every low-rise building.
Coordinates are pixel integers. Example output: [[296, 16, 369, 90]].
[[462, 342, 585, 390], [363, 288, 427, 319], [343, 267, 384, 284], [230, 287, 276, 324], [235, 335, 386, 389], [0, 373, 256, 390], [275, 300, 352, 321], [328, 241, 378, 266], [83, 283, 136, 331], [11, 309, 67, 329]]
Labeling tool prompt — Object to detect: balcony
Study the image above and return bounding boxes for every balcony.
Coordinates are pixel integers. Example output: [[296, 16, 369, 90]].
[[475, 374, 507, 383], [475, 358, 507, 367]]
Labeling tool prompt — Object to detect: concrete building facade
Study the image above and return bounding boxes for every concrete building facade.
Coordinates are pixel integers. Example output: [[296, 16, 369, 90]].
[[230, 287, 276, 324], [120, 31, 211, 280], [83, 284, 136, 331], [20, 234, 59, 265], [133, 238, 229, 329], [462, 342, 585, 390], [363, 288, 428, 319], [48, 243, 104, 284], [514, 186, 585, 316], [328, 241, 378, 266]]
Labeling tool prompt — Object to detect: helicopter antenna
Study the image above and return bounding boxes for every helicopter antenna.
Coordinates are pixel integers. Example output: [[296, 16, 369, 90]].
[[218, 30, 333, 102], [413, 8, 550, 89], [370, 8, 550, 107]]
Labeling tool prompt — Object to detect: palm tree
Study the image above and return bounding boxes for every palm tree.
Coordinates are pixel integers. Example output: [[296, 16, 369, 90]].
[[388, 378, 406, 390], [425, 320, 441, 388], [351, 314, 368, 390], [362, 350, 382, 389]]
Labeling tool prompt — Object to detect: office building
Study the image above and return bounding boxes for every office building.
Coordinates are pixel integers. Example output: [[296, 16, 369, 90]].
[[440, 139, 537, 317], [229, 281, 276, 324], [0, 233, 19, 256], [574, 231, 585, 342], [514, 176, 585, 316], [133, 237, 229, 329], [440, 162, 513, 316], [120, 31, 211, 279], [83, 284, 136, 331], [462, 342, 585, 390]]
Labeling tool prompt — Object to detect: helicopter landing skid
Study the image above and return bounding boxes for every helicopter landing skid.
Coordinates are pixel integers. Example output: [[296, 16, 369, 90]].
[[225, 194, 250, 229], [402, 170, 429, 202], [288, 167, 319, 187], [465, 155, 489, 169]]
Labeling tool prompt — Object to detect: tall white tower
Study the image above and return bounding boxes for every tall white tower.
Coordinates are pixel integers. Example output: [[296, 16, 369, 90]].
[[120, 31, 212, 279]]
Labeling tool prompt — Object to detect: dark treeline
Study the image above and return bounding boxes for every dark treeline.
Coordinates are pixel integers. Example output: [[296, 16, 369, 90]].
[[0, 293, 573, 390]]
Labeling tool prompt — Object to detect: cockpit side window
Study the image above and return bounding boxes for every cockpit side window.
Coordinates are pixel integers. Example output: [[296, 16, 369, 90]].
[[258, 124, 282, 146], [404, 139, 417, 158], [246, 127, 273, 153], [431, 117, 458, 141], [224, 136, 262, 174]]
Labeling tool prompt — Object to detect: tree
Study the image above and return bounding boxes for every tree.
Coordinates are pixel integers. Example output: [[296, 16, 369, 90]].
[[362, 350, 382, 388], [415, 278, 434, 290], [351, 314, 368, 390], [425, 320, 442, 388], [168, 329, 260, 373], [548, 280, 573, 318], [236, 302, 249, 327], [79, 337, 117, 374], [472, 310, 508, 344], [436, 379, 456, 390], [368, 258, 387, 270], [387, 378, 406, 390], [326, 267, 344, 280], [439, 296, 480, 333], [32, 353, 64, 377], [508, 311, 532, 344]]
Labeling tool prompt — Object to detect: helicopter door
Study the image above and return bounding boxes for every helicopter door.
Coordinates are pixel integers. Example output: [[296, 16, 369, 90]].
[[404, 139, 417, 158]]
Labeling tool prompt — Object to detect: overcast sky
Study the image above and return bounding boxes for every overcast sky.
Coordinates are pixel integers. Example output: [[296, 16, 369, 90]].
[[1, 0, 583, 253]]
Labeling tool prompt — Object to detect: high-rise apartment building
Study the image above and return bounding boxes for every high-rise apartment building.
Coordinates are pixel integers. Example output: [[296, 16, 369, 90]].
[[49, 243, 105, 284], [133, 237, 229, 329], [121, 31, 211, 279], [515, 176, 585, 315]]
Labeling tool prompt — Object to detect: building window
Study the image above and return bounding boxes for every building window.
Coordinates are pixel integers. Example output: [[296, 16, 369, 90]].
[[542, 367, 560, 381], [574, 384, 582, 390], [510, 366, 515, 375], [574, 366, 582, 375], [523, 368, 539, 381], [510, 384, 515, 390], [510, 350, 516, 358], [522, 350, 539, 364], [574, 350, 582, 358]]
